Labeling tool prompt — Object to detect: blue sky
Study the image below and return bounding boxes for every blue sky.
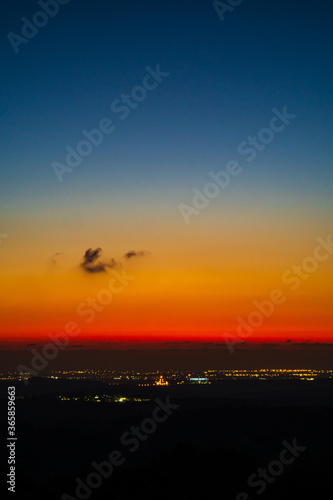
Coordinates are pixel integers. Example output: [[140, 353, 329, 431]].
[[0, 0, 332, 232]]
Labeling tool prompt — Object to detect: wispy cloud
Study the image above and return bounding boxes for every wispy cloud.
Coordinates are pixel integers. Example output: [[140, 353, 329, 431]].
[[124, 250, 150, 259]]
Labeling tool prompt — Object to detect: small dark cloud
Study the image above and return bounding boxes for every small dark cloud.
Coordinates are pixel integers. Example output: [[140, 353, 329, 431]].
[[80, 248, 120, 274], [27, 343, 36, 346], [81, 248, 104, 273], [286, 339, 291, 343], [124, 250, 149, 259], [83, 248, 101, 264]]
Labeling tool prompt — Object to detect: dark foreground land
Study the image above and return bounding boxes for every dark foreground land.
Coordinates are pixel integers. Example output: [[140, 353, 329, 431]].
[[1, 378, 333, 499]]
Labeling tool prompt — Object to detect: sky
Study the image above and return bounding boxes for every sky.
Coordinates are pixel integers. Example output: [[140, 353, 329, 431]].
[[0, 0, 332, 355]]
